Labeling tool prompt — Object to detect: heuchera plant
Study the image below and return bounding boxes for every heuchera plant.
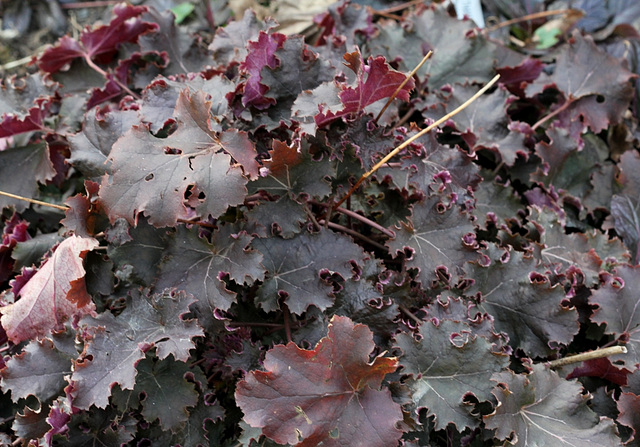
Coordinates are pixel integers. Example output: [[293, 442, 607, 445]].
[[1, 1, 640, 445]]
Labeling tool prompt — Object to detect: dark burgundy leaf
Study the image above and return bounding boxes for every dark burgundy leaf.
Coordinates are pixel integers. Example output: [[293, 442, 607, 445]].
[[618, 392, 640, 446], [258, 34, 334, 127], [316, 51, 413, 127], [155, 225, 264, 312], [245, 196, 306, 238], [209, 10, 277, 67], [387, 194, 478, 287], [0, 329, 77, 403], [591, 265, 640, 366], [67, 108, 138, 179], [45, 401, 71, 445], [138, 7, 208, 75], [526, 31, 636, 133], [99, 90, 254, 227], [566, 357, 631, 386], [240, 31, 285, 110], [395, 319, 509, 430], [531, 207, 629, 285], [107, 219, 166, 286], [421, 83, 514, 157], [0, 213, 30, 283], [0, 99, 52, 138], [466, 243, 578, 357], [134, 357, 199, 432], [251, 138, 336, 199], [251, 230, 367, 314], [37, 4, 157, 74], [329, 257, 398, 346], [71, 289, 203, 409], [496, 58, 544, 97], [236, 315, 402, 447], [366, 4, 502, 88], [485, 364, 619, 446]]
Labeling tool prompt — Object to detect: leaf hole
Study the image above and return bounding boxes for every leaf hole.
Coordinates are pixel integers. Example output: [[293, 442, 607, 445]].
[[144, 173, 154, 181], [596, 94, 605, 103]]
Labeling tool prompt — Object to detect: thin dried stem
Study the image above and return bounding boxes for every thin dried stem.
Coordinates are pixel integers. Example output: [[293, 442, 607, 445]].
[[547, 346, 627, 369], [60, 1, 120, 9], [312, 201, 395, 238], [484, 9, 576, 33], [374, 50, 432, 123], [376, 0, 424, 15], [531, 99, 571, 130], [320, 220, 387, 251], [0, 190, 68, 211], [334, 74, 501, 209], [399, 304, 422, 325]]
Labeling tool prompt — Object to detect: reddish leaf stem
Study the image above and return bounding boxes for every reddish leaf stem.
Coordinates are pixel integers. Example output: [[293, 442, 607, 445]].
[[283, 305, 292, 343], [202, 0, 216, 30], [84, 55, 141, 100], [531, 99, 572, 130]]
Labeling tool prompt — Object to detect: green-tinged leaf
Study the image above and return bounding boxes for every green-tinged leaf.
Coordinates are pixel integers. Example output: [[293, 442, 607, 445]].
[[170, 3, 194, 24], [99, 90, 255, 227]]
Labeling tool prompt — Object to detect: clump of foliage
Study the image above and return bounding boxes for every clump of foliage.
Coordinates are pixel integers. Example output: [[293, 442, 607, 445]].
[[1, 1, 640, 445]]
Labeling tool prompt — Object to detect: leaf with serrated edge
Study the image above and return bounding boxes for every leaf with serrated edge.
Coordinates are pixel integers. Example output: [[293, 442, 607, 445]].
[[135, 357, 199, 432], [395, 319, 508, 430], [387, 194, 478, 287], [252, 230, 367, 314], [155, 225, 264, 312], [485, 364, 620, 446], [236, 315, 402, 447], [591, 265, 640, 367], [1, 329, 77, 403], [99, 90, 253, 227], [71, 289, 203, 409], [467, 243, 578, 357]]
